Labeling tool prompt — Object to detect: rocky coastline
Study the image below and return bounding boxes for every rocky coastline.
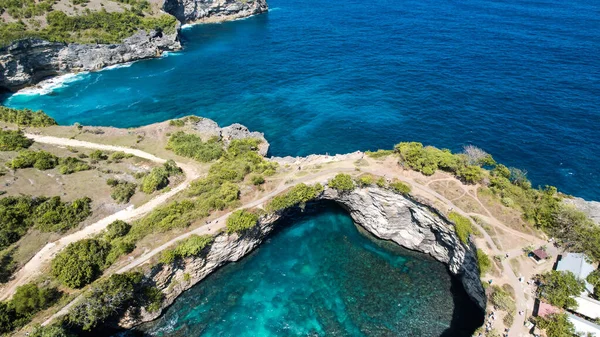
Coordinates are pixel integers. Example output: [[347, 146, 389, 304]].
[[118, 186, 486, 329], [0, 0, 268, 92]]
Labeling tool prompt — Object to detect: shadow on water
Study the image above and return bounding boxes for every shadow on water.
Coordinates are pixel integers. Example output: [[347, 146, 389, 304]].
[[96, 201, 482, 337]]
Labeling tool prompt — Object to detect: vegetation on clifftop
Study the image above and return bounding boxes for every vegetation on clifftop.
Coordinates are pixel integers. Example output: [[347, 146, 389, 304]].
[[226, 209, 259, 234], [0, 107, 56, 127], [0, 9, 177, 47]]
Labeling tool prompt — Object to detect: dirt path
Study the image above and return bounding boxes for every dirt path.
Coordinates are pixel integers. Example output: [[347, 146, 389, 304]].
[[0, 135, 201, 301]]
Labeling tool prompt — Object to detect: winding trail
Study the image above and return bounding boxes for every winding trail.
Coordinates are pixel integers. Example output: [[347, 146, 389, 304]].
[[0, 135, 201, 301]]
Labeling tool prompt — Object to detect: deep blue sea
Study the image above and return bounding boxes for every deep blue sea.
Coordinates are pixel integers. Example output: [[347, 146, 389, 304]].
[[134, 203, 483, 337], [3, 0, 599, 200]]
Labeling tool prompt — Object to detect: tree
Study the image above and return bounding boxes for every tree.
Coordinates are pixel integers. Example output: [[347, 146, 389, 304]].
[[29, 324, 74, 337], [68, 273, 142, 330], [537, 271, 585, 309], [536, 313, 575, 337], [12, 284, 59, 317], [587, 269, 600, 299], [51, 239, 110, 288], [462, 145, 495, 166]]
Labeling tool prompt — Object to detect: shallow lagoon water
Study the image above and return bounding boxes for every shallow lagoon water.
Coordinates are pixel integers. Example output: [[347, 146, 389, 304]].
[[3, 0, 600, 200], [133, 203, 483, 337]]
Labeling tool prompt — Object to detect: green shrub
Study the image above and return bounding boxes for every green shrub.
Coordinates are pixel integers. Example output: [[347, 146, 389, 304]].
[[166, 131, 223, 162], [267, 183, 323, 212], [109, 180, 137, 203], [226, 209, 259, 234], [58, 157, 91, 174], [140, 167, 169, 193], [376, 177, 386, 187], [476, 249, 491, 276], [251, 174, 265, 185], [51, 239, 110, 288], [328, 173, 355, 191], [160, 234, 213, 264], [109, 151, 133, 161], [389, 180, 411, 195], [448, 211, 473, 244], [104, 220, 130, 241], [0, 129, 33, 151], [89, 150, 107, 161], [169, 119, 185, 127], [500, 197, 514, 207], [365, 149, 394, 159], [0, 107, 55, 127], [7, 150, 59, 170], [356, 174, 374, 187]]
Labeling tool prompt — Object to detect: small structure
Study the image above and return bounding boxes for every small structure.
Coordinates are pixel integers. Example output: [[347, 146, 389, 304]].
[[556, 253, 597, 295], [536, 301, 560, 318], [568, 313, 600, 336], [531, 248, 548, 263]]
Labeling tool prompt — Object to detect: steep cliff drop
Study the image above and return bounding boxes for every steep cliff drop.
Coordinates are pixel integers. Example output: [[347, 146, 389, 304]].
[[119, 186, 486, 328], [0, 30, 181, 92]]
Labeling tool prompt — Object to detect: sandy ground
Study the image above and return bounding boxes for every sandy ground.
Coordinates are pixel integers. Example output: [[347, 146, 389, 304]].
[[0, 134, 201, 301]]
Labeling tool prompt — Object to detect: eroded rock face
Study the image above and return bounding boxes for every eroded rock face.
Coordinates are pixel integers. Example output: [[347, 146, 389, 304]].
[[163, 0, 268, 23], [0, 30, 180, 92], [192, 119, 270, 156], [120, 186, 485, 328], [322, 187, 487, 311], [565, 197, 600, 225]]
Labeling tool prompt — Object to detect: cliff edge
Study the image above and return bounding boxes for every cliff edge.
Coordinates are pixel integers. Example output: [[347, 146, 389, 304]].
[[119, 186, 486, 328], [163, 0, 268, 24]]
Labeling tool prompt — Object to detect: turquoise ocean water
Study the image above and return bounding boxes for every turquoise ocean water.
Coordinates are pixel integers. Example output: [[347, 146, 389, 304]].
[[3, 0, 599, 200], [132, 203, 483, 337]]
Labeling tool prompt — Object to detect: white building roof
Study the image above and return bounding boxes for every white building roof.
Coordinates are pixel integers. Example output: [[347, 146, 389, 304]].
[[556, 253, 597, 294], [574, 296, 600, 320], [568, 313, 600, 336]]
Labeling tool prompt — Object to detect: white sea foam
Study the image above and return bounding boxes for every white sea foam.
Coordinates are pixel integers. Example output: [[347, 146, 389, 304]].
[[102, 62, 133, 71], [12, 72, 89, 96]]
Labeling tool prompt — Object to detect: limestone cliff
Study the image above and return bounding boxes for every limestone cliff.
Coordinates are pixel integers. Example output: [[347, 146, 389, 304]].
[[163, 0, 268, 23], [321, 187, 487, 311], [0, 30, 180, 92], [119, 186, 486, 328]]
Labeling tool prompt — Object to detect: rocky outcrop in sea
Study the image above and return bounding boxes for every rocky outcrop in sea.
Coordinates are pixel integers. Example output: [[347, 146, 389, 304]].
[[118, 186, 486, 328], [0, 30, 181, 92], [163, 0, 268, 23]]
